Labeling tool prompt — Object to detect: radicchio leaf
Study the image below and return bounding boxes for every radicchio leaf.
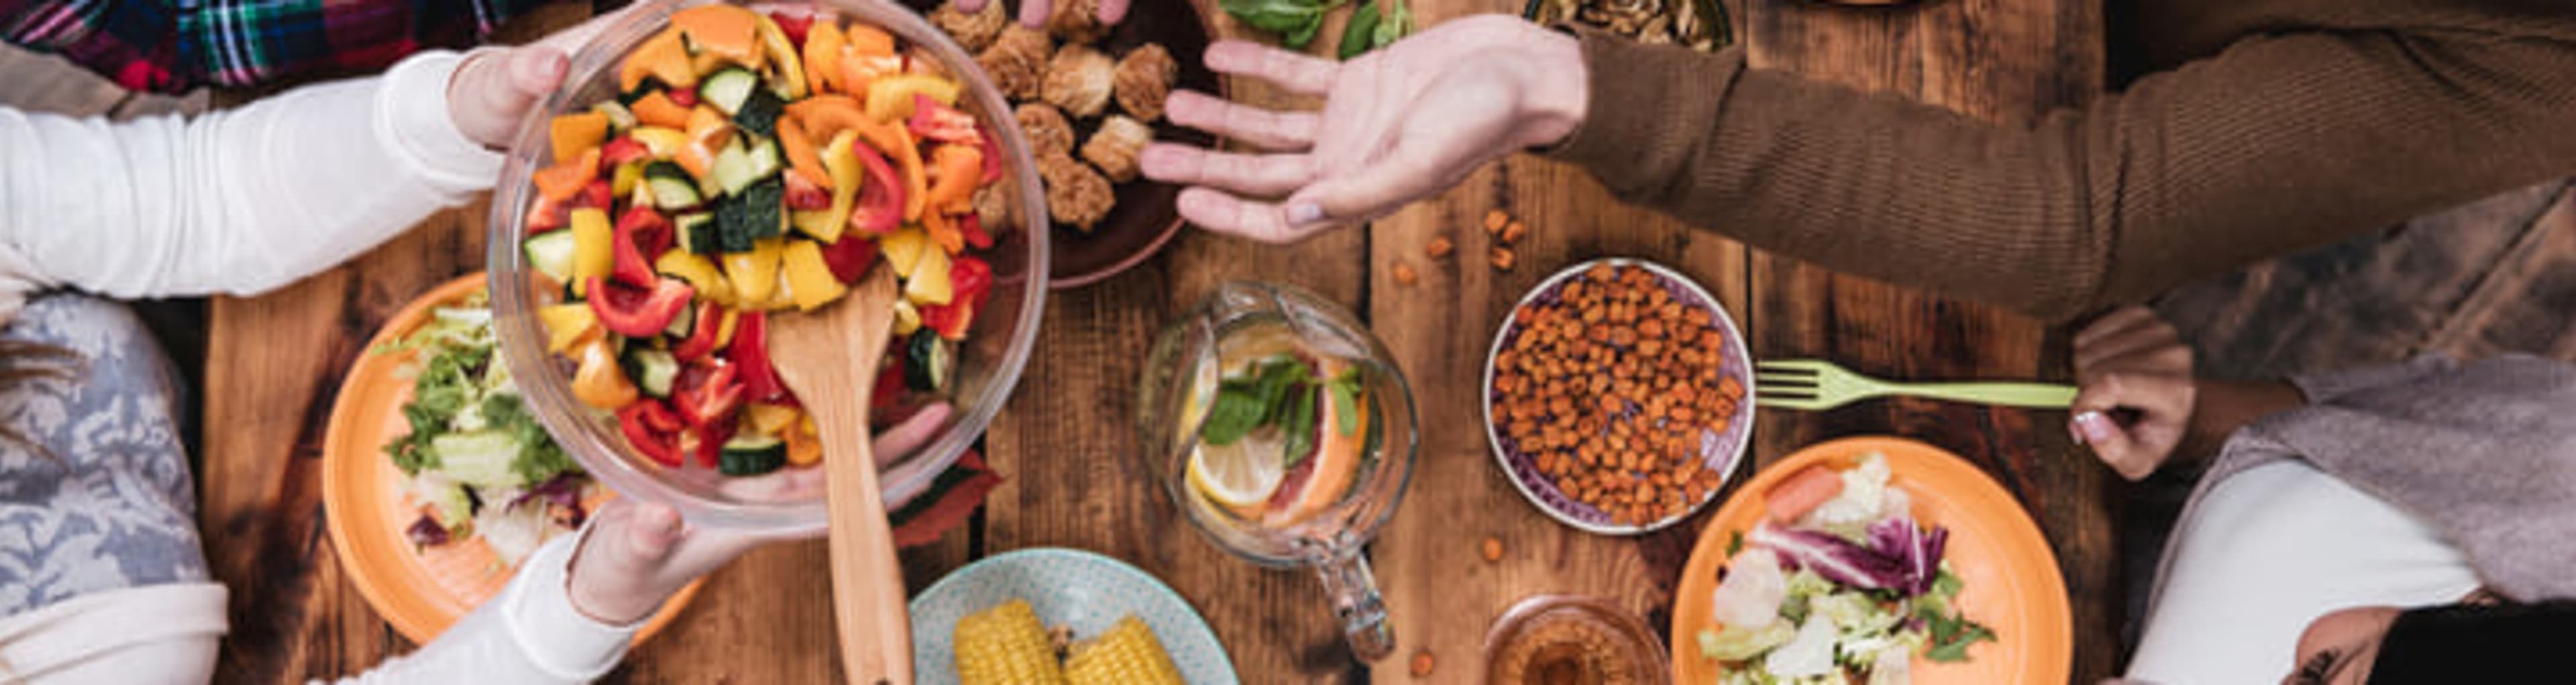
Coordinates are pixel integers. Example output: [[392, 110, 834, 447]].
[[406, 514, 451, 547], [1866, 516, 1949, 596], [1748, 522, 1909, 590]]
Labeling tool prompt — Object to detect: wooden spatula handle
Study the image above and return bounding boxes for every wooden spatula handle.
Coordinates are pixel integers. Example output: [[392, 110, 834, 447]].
[[818, 405, 913, 684]]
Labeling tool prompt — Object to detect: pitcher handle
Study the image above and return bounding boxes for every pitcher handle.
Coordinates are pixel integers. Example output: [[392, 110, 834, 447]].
[[1313, 547, 1397, 662]]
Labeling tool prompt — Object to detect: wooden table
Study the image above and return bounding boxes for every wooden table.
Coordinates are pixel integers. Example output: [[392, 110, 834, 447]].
[[201, 0, 2110, 681]]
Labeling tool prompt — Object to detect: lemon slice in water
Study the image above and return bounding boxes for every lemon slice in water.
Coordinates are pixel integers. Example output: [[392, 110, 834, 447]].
[[1188, 429, 1287, 517]]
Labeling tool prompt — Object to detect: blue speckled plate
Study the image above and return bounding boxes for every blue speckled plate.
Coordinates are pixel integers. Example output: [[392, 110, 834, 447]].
[[911, 547, 1239, 684]]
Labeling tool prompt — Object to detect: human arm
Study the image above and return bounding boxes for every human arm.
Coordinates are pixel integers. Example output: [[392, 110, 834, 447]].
[[1147, 16, 2576, 321], [2068, 307, 2306, 480], [0, 0, 544, 93]]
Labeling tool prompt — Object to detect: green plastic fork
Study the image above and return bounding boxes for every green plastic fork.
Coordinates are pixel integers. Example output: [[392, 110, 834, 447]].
[[1754, 359, 2077, 411]]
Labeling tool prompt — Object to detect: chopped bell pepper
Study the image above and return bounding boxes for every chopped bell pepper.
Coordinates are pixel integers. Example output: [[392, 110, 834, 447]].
[[537, 303, 600, 353], [533, 147, 601, 203], [847, 135, 906, 235], [904, 247, 953, 305], [959, 211, 994, 250], [745, 402, 800, 436], [918, 255, 994, 341], [783, 418, 822, 466], [550, 111, 610, 164], [616, 399, 685, 466], [656, 251, 736, 305], [672, 360, 746, 427], [685, 105, 736, 154], [731, 312, 786, 402], [802, 20, 846, 95], [783, 171, 833, 211], [846, 23, 896, 56], [631, 91, 694, 129], [782, 240, 849, 311], [863, 74, 959, 123], [906, 94, 981, 146], [792, 130, 862, 242], [753, 12, 806, 99], [891, 299, 922, 336], [574, 337, 641, 410], [819, 231, 879, 284], [881, 227, 932, 277], [602, 137, 653, 166], [683, 415, 738, 468], [629, 126, 688, 158], [672, 299, 729, 361], [527, 194, 570, 233], [839, 52, 903, 98], [671, 5, 761, 66], [667, 86, 699, 108], [573, 179, 615, 211], [619, 28, 696, 92], [568, 208, 614, 295], [776, 115, 832, 189], [587, 276, 695, 337], [977, 131, 1003, 184], [610, 161, 645, 199], [766, 11, 812, 46], [611, 206, 674, 287], [724, 238, 785, 305]]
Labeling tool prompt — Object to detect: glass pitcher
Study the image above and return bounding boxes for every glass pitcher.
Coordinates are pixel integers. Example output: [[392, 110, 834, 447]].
[[1136, 281, 1419, 662]]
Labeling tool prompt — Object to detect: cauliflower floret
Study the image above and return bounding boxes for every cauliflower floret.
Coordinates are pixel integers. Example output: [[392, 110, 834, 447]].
[[1081, 115, 1152, 182]]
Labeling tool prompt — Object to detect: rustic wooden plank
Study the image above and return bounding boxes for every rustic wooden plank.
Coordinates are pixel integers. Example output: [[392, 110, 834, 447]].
[[1735, 0, 2114, 681]]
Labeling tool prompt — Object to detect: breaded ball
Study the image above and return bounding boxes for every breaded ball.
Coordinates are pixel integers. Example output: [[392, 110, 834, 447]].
[[1039, 154, 1116, 231], [1081, 115, 1152, 182], [1046, 0, 1110, 44], [930, 1, 1008, 53], [1015, 103, 1077, 159], [1112, 44, 1178, 121], [977, 25, 1052, 100], [1041, 46, 1116, 118]]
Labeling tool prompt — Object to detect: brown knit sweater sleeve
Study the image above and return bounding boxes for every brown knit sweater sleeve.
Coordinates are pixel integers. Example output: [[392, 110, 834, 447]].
[[1549, 25, 2576, 321]]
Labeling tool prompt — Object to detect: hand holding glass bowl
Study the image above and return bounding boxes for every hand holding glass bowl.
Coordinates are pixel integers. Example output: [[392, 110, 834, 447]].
[[488, 0, 1049, 535]]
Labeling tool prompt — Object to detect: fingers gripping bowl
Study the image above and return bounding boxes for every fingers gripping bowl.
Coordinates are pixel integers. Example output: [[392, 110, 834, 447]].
[[489, 0, 1049, 534]]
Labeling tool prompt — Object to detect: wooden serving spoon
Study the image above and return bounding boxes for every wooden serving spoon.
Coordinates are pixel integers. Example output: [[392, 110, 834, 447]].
[[768, 266, 912, 685]]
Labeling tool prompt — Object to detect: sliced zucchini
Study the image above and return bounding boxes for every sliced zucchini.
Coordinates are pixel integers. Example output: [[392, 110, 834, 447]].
[[711, 136, 782, 196], [644, 161, 702, 209], [714, 177, 784, 252], [661, 301, 698, 339], [591, 100, 638, 132], [674, 211, 720, 255], [733, 87, 786, 138], [904, 329, 955, 392], [522, 230, 579, 285], [623, 348, 680, 398], [700, 67, 761, 116], [718, 434, 787, 476]]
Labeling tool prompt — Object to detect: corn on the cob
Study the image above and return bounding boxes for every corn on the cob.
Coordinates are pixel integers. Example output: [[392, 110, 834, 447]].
[[1064, 617, 1183, 685], [955, 600, 1069, 685]]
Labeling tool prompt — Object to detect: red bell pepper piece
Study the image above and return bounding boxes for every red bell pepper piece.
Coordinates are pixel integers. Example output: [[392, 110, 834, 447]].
[[907, 94, 983, 146], [587, 277, 694, 337], [672, 360, 746, 427], [767, 11, 812, 47], [845, 138, 905, 236], [574, 179, 615, 211], [818, 235, 880, 284], [672, 301, 727, 362], [730, 312, 788, 403], [977, 132, 1002, 185], [871, 352, 906, 411], [603, 137, 653, 166], [959, 212, 994, 250], [526, 195, 570, 233], [611, 205, 674, 287], [782, 170, 833, 211], [666, 86, 698, 108], [617, 400, 686, 466], [683, 413, 738, 468]]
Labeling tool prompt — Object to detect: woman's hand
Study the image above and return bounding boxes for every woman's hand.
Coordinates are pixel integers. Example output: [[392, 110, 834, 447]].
[[1140, 15, 1588, 242], [953, 0, 1129, 29], [566, 499, 774, 625], [2069, 306, 2196, 480], [447, 7, 641, 148]]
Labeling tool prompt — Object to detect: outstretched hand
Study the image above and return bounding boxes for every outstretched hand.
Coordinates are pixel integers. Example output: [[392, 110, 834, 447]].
[[1140, 16, 1588, 242], [2068, 307, 2196, 480]]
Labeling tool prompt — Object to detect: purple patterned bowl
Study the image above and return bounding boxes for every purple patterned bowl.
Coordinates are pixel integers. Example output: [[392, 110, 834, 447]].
[[1480, 258, 1755, 535]]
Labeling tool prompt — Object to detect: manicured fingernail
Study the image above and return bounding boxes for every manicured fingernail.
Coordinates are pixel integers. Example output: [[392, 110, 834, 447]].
[[2070, 411, 2114, 444], [1286, 202, 1324, 225]]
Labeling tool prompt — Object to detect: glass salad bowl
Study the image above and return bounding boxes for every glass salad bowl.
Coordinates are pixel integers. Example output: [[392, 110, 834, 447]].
[[488, 0, 1048, 534]]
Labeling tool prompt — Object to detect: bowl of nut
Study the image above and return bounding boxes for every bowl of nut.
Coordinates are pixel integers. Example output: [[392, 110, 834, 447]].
[[1481, 258, 1753, 535]]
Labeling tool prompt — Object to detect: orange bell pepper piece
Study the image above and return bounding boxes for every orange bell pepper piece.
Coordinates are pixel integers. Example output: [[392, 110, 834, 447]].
[[802, 20, 847, 95], [787, 96, 926, 219], [549, 111, 609, 164], [619, 28, 696, 92], [776, 115, 832, 189], [671, 4, 761, 66], [629, 91, 693, 129], [924, 144, 984, 215], [532, 147, 601, 203], [845, 23, 896, 56]]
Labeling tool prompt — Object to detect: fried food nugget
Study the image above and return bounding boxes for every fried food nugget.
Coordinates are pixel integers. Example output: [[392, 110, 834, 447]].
[[977, 25, 1053, 100], [1040, 154, 1116, 231], [1016, 103, 1077, 159], [1041, 46, 1116, 118], [930, 1, 1009, 52], [1046, 0, 1110, 44], [1112, 44, 1177, 122], [1081, 115, 1152, 182]]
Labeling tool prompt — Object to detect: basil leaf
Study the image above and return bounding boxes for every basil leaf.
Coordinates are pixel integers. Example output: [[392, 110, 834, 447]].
[[1281, 382, 1319, 468], [1328, 375, 1360, 435], [1221, 0, 1340, 41], [1922, 614, 1996, 663], [1338, 1, 1382, 60], [1371, 0, 1409, 48], [1200, 382, 1273, 446], [1282, 11, 1328, 49]]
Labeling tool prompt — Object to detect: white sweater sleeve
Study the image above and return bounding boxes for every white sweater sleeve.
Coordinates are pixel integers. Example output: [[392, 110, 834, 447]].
[[319, 529, 641, 685], [0, 50, 500, 300]]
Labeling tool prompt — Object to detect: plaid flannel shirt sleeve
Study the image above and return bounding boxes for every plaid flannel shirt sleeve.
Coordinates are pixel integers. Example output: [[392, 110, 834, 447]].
[[0, 0, 550, 93]]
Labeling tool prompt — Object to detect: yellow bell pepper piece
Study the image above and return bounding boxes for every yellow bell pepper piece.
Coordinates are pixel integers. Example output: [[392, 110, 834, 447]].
[[745, 403, 800, 436], [570, 337, 639, 410], [568, 208, 614, 296], [685, 105, 735, 151], [881, 226, 932, 277], [904, 247, 953, 306], [714, 309, 741, 348], [891, 299, 922, 336], [790, 129, 861, 243], [629, 127, 688, 158], [864, 74, 961, 123], [782, 240, 849, 311], [755, 13, 806, 100], [784, 419, 822, 466], [537, 303, 599, 353], [761, 269, 800, 311], [655, 250, 737, 306], [724, 238, 784, 305], [610, 161, 644, 199]]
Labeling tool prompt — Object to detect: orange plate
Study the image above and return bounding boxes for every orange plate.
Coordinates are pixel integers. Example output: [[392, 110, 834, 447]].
[[1670, 436, 2070, 684], [321, 273, 698, 645]]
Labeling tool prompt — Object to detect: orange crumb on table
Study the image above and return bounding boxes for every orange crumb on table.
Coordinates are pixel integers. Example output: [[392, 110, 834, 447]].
[[1427, 234, 1455, 258], [1501, 220, 1528, 244], [1489, 246, 1517, 272], [1484, 209, 1510, 234], [1410, 649, 1436, 678], [1482, 536, 1504, 562], [1392, 260, 1419, 286]]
